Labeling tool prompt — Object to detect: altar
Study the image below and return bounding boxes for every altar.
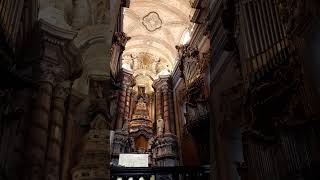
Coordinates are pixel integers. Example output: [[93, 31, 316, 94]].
[[118, 154, 149, 167]]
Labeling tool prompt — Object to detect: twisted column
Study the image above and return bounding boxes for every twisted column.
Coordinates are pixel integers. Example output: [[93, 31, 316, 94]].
[[45, 81, 71, 180]]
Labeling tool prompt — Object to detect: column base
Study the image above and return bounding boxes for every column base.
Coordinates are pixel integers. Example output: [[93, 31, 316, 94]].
[[152, 133, 179, 167]]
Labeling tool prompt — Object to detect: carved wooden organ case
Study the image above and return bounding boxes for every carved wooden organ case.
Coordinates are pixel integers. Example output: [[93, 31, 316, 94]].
[[176, 44, 210, 136]]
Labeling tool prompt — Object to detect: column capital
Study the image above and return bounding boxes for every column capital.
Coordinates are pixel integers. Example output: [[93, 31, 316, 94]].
[[53, 81, 72, 99], [39, 61, 61, 84], [121, 0, 130, 8], [112, 32, 131, 50], [176, 44, 199, 60], [121, 69, 135, 88], [39, 19, 83, 82], [153, 76, 172, 91]]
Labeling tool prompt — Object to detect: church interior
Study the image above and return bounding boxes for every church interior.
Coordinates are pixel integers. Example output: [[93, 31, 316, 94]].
[[1, 0, 320, 180]]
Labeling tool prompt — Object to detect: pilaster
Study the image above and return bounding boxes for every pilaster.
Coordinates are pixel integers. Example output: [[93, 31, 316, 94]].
[[110, 32, 131, 80], [26, 19, 83, 180]]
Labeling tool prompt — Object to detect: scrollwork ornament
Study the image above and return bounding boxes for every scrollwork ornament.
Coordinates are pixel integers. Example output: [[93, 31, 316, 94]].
[[113, 32, 131, 49], [176, 44, 189, 59]]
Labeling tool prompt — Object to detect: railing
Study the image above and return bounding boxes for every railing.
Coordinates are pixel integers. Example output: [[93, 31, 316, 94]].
[[111, 166, 211, 180]]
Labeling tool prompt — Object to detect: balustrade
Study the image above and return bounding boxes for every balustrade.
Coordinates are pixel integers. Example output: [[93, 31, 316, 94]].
[[111, 166, 210, 180]]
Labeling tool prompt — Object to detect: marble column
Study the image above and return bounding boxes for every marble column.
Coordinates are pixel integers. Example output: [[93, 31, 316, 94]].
[[152, 76, 179, 166], [158, 77, 174, 134], [45, 81, 71, 180], [124, 85, 133, 125], [155, 89, 163, 121], [25, 19, 82, 180], [168, 86, 175, 134], [162, 85, 171, 134], [112, 70, 134, 165], [116, 70, 134, 130], [110, 32, 131, 79], [116, 84, 127, 129], [27, 63, 55, 180]]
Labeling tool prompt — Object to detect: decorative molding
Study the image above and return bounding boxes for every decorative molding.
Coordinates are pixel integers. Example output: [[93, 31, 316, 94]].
[[142, 12, 163, 32]]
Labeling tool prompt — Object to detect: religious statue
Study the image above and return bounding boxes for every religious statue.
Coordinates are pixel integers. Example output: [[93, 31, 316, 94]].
[[157, 117, 164, 136]]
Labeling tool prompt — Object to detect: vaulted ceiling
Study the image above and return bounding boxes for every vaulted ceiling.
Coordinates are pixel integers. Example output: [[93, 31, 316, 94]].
[[122, 0, 195, 93]]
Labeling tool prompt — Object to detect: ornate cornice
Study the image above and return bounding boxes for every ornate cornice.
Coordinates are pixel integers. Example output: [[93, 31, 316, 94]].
[[39, 20, 83, 82], [175, 44, 199, 60], [40, 19, 77, 44], [152, 75, 172, 91]]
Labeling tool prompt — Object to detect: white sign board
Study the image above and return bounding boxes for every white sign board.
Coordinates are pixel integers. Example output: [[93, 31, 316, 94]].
[[118, 154, 149, 167]]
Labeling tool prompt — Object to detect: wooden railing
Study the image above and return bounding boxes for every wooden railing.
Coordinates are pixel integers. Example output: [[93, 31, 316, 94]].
[[111, 166, 211, 180]]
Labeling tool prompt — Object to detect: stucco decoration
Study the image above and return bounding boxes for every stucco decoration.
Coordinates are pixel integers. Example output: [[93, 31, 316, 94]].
[[142, 12, 163, 32], [122, 0, 195, 90]]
